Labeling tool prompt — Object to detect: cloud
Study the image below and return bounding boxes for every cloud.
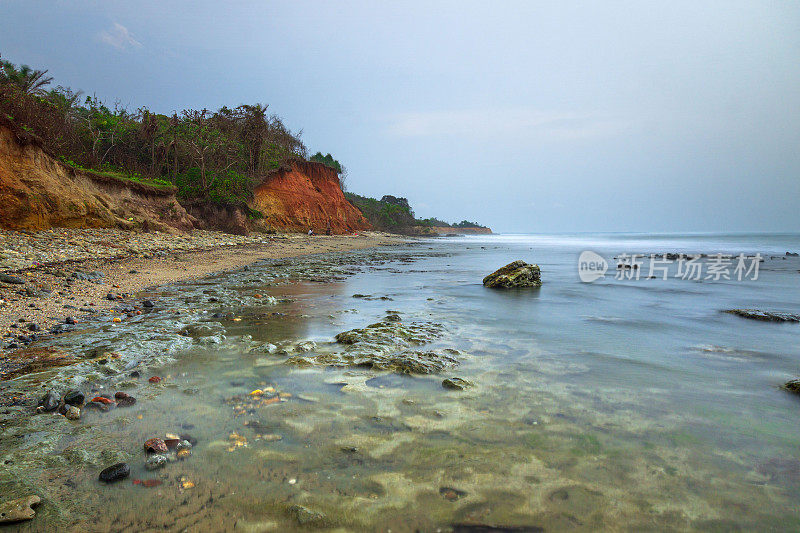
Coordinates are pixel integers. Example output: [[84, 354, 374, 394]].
[[385, 107, 633, 142], [98, 23, 142, 50]]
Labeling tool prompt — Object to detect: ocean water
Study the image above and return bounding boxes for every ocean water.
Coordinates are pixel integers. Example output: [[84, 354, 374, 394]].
[[3, 233, 800, 531]]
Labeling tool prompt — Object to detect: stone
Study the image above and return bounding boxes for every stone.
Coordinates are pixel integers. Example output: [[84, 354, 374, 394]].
[[0, 495, 40, 523], [64, 406, 81, 420], [63, 390, 85, 406], [65, 316, 76, 325], [724, 309, 800, 323], [288, 505, 326, 526], [784, 379, 800, 395], [483, 260, 542, 288], [99, 463, 130, 483], [0, 273, 24, 285], [442, 377, 474, 390], [142, 300, 154, 308], [116, 396, 136, 408], [144, 438, 168, 454], [145, 454, 167, 471], [37, 391, 60, 412], [439, 486, 468, 501]]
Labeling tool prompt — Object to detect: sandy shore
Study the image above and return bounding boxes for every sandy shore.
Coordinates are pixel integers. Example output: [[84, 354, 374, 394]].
[[0, 229, 406, 352]]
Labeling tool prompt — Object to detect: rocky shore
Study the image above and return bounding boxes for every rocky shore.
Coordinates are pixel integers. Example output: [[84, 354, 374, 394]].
[[0, 228, 405, 357]]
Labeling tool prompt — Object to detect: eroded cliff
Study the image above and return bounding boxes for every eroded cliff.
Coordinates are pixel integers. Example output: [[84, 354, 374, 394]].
[[251, 160, 370, 234], [0, 125, 194, 232]]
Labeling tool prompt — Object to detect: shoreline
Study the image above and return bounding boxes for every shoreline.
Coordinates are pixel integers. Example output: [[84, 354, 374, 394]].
[[0, 228, 408, 355]]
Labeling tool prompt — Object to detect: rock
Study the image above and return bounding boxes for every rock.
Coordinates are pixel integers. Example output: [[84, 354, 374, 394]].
[[288, 505, 326, 526], [145, 454, 167, 471], [295, 341, 316, 353], [63, 390, 85, 406], [177, 440, 193, 452], [64, 406, 81, 420], [148, 376, 162, 384], [65, 316, 76, 325], [37, 391, 60, 412], [439, 486, 468, 501], [0, 273, 24, 285], [783, 379, 800, 395], [99, 463, 130, 483], [0, 495, 41, 523], [178, 324, 224, 338], [483, 260, 542, 288], [142, 300, 154, 308], [144, 438, 168, 454], [442, 377, 474, 390], [116, 395, 136, 408], [724, 309, 800, 323], [26, 323, 39, 332]]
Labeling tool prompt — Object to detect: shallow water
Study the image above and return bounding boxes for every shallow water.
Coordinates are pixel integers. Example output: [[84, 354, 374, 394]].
[[2, 234, 800, 531]]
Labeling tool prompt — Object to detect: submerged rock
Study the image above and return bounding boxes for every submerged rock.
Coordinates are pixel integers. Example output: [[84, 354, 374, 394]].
[[145, 454, 167, 470], [288, 504, 326, 526], [99, 463, 130, 483], [724, 309, 800, 323], [442, 377, 474, 390], [286, 318, 457, 374], [483, 260, 542, 288], [64, 406, 81, 420], [178, 323, 225, 338], [0, 495, 40, 523], [144, 438, 168, 454]]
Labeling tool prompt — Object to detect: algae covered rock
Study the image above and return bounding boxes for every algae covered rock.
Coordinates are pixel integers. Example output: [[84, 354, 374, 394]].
[[783, 379, 800, 395], [724, 309, 800, 323], [442, 377, 473, 390], [286, 318, 459, 375], [483, 260, 541, 288]]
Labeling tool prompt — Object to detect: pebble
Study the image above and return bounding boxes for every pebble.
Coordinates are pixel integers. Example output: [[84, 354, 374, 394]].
[[148, 376, 161, 384], [64, 406, 81, 420], [37, 391, 60, 412], [145, 454, 167, 471], [63, 390, 85, 406], [0, 273, 24, 285], [99, 463, 130, 483], [144, 438, 168, 454], [142, 300, 154, 308]]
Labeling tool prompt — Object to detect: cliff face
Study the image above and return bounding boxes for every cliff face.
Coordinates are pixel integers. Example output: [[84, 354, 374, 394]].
[[0, 125, 194, 232], [251, 160, 370, 233]]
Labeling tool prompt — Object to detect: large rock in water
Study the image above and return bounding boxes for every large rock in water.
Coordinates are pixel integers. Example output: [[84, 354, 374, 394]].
[[483, 260, 542, 288]]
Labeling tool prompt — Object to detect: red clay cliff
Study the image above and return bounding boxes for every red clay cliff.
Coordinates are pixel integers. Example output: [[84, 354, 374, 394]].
[[251, 160, 370, 234]]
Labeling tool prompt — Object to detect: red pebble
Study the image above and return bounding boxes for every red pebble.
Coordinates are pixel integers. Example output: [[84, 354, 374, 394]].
[[148, 376, 161, 383], [142, 479, 162, 488], [91, 397, 115, 405], [132, 479, 142, 485]]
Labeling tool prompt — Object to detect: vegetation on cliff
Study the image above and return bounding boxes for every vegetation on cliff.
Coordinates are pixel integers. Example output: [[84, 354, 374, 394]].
[[0, 55, 306, 207]]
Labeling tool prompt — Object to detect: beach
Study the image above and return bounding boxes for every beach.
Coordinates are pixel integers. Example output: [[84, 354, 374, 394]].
[[0, 228, 405, 351]]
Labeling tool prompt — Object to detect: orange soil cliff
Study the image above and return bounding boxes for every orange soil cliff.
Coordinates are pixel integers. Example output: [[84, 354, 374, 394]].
[[251, 160, 370, 234]]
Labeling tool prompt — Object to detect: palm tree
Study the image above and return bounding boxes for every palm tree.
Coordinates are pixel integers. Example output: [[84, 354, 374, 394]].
[[0, 59, 53, 95]]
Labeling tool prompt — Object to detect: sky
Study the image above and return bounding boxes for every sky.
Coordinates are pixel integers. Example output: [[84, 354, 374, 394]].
[[1, 1, 799, 233]]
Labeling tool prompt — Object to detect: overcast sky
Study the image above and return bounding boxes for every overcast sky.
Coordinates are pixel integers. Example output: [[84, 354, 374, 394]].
[[2, 1, 798, 232]]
